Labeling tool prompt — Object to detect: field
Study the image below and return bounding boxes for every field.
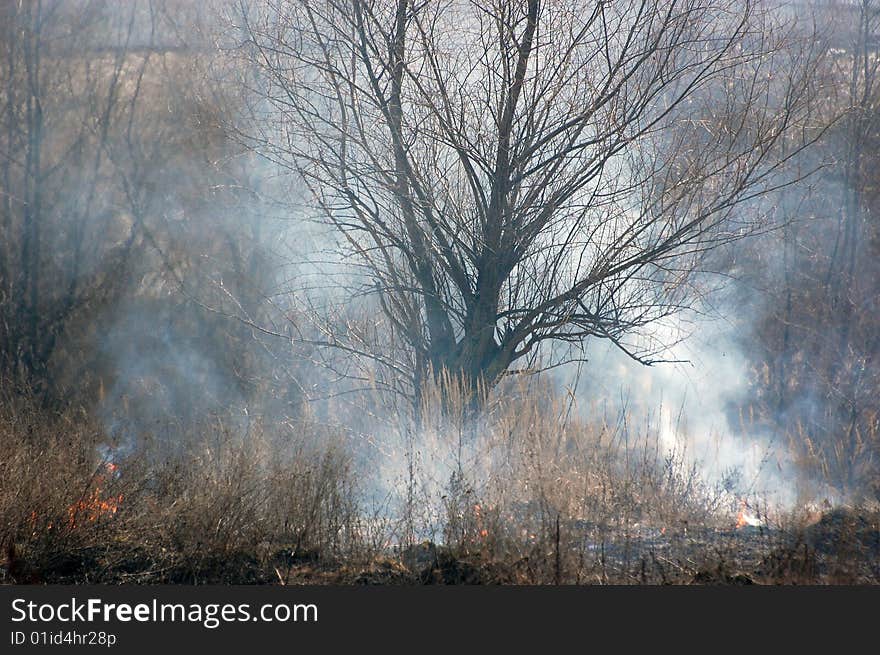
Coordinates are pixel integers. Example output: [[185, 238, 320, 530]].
[[3, 383, 877, 586]]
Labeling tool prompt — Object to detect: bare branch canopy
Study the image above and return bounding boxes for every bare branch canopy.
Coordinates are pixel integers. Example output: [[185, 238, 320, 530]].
[[240, 0, 825, 404]]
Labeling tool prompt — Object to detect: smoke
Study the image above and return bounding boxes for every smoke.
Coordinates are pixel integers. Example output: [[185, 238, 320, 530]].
[[559, 279, 844, 510], [97, 300, 250, 449]]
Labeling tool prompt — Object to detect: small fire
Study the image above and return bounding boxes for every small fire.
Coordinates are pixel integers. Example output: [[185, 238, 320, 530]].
[[66, 460, 123, 528], [67, 488, 124, 529], [735, 501, 764, 529], [29, 460, 124, 533], [472, 504, 489, 542]]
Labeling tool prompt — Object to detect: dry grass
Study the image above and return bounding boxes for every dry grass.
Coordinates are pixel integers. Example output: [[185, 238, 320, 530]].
[[0, 391, 372, 584], [1, 376, 877, 585]]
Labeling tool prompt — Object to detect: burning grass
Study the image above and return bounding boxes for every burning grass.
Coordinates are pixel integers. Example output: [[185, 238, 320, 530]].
[[0, 381, 878, 585]]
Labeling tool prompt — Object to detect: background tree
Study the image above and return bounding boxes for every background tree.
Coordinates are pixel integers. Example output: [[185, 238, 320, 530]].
[[732, 0, 880, 498], [0, 0, 303, 421], [0, 0, 156, 397]]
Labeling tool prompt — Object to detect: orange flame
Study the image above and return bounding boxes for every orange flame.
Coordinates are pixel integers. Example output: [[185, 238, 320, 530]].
[[67, 488, 124, 529], [472, 503, 490, 542], [27, 460, 124, 533], [66, 461, 123, 528], [735, 501, 763, 529]]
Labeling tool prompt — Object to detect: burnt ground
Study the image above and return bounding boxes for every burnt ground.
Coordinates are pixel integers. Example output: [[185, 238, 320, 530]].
[[3, 507, 878, 585], [557, 507, 880, 584]]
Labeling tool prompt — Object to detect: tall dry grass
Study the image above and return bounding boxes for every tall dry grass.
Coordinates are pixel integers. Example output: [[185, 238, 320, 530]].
[[0, 390, 372, 583], [1, 373, 876, 584], [364, 373, 758, 583]]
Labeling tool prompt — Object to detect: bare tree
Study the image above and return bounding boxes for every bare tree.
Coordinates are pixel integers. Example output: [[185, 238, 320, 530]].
[[240, 0, 823, 406]]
